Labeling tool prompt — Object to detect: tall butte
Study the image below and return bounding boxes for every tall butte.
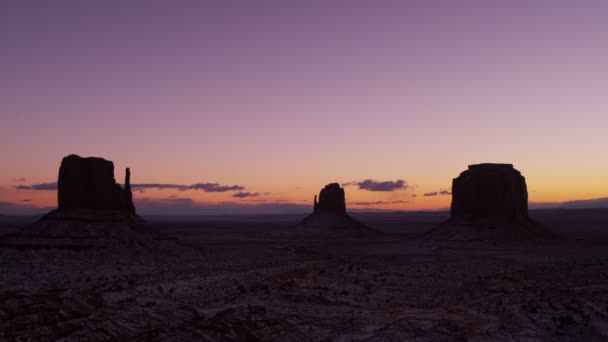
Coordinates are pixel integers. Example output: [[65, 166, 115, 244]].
[[300, 183, 372, 235], [58, 154, 135, 213], [0, 155, 144, 249], [426, 163, 547, 240]]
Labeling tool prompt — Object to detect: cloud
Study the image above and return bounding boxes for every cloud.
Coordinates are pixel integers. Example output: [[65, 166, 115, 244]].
[[21, 199, 32, 202], [345, 179, 408, 192], [424, 189, 452, 197], [411, 194, 417, 198], [232, 192, 261, 198], [15, 182, 58, 190], [188, 183, 245, 192], [351, 200, 408, 206], [131, 183, 188, 191], [17, 181, 245, 193], [131, 183, 245, 192], [17, 178, 27, 182], [241, 198, 289, 203], [135, 197, 310, 215]]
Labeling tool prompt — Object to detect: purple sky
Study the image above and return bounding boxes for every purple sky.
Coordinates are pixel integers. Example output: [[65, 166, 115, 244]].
[[1, 1, 607, 214]]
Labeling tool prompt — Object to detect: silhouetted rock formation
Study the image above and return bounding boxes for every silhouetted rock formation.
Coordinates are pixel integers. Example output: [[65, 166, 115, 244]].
[[0, 155, 145, 249], [451, 163, 529, 221], [313, 183, 346, 215], [426, 163, 547, 241], [58, 154, 135, 213], [300, 183, 373, 236]]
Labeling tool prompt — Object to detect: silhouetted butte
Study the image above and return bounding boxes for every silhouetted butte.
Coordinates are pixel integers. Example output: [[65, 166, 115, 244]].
[[313, 183, 346, 215], [58, 154, 135, 213], [0, 155, 145, 249], [300, 183, 372, 234], [451, 163, 529, 221], [427, 163, 545, 240]]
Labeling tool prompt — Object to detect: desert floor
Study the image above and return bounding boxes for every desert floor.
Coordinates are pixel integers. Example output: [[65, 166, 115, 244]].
[[1, 209, 608, 341]]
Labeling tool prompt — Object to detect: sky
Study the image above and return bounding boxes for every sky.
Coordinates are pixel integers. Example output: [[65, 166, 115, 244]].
[[1, 1, 608, 215]]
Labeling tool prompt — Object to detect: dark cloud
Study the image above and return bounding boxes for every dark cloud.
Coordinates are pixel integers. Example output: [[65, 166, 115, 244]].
[[345, 179, 408, 192], [135, 197, 310, 215], [132, 183, 245, 192], [17, 181, 247, 193], [352, 201, 386, 205], [21, 199, 32, 202], [242, 199, 289, 203], [351, 200, 408, 206], [411, 194, 417, 198], [188, 183, 245, 192], [232, 192, 261, 198], [424, 189, 452, 197], [15, 182, 58, 190], [131, 183, 188, 191], [17, 178, 27, 182]]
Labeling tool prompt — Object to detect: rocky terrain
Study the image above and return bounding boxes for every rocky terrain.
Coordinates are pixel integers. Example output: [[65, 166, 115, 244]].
[[2, 212, 608, 341]]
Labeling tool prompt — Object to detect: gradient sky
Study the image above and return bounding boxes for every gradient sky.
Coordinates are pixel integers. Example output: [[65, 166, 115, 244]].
[[1, 1, 607, 214]]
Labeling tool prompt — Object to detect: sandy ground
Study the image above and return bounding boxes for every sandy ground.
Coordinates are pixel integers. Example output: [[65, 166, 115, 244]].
[[1, 209, 608, 341]]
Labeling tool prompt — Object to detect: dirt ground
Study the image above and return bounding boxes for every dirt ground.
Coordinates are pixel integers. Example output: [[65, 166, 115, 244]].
[[1, 209, 608, 341]]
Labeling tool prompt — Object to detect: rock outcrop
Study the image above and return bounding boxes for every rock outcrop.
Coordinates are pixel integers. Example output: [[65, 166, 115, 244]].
[[299, 183, 373, 236], [58, 154, 135, 213], [450, 163, 529, 221], [313, 183, 346, 215], [1, 155, 145, 249], [426, 163, 547, 241]]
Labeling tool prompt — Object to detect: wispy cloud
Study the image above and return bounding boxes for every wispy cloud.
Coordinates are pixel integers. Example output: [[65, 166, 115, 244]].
[[424, 189, 451, 197], [131, 183, 188, 191], [131, 183, 245, 192], [232, 192, 261, 198], [344, 179, 408, 192], [135, 197, 310, 215], [188, 183, 245, 192], [15, 182, 58, 190], [351, 200, 408, 206], [16, 181, 246, 193]]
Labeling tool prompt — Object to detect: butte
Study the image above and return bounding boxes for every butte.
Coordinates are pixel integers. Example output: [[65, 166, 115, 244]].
[[425, 163, 548, 241], [298, 183, 374, 236], [0, 155, 147, 249]]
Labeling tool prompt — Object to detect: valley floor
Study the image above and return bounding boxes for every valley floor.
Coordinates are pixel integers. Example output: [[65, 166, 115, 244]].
[[1, 210, 608, 341]]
